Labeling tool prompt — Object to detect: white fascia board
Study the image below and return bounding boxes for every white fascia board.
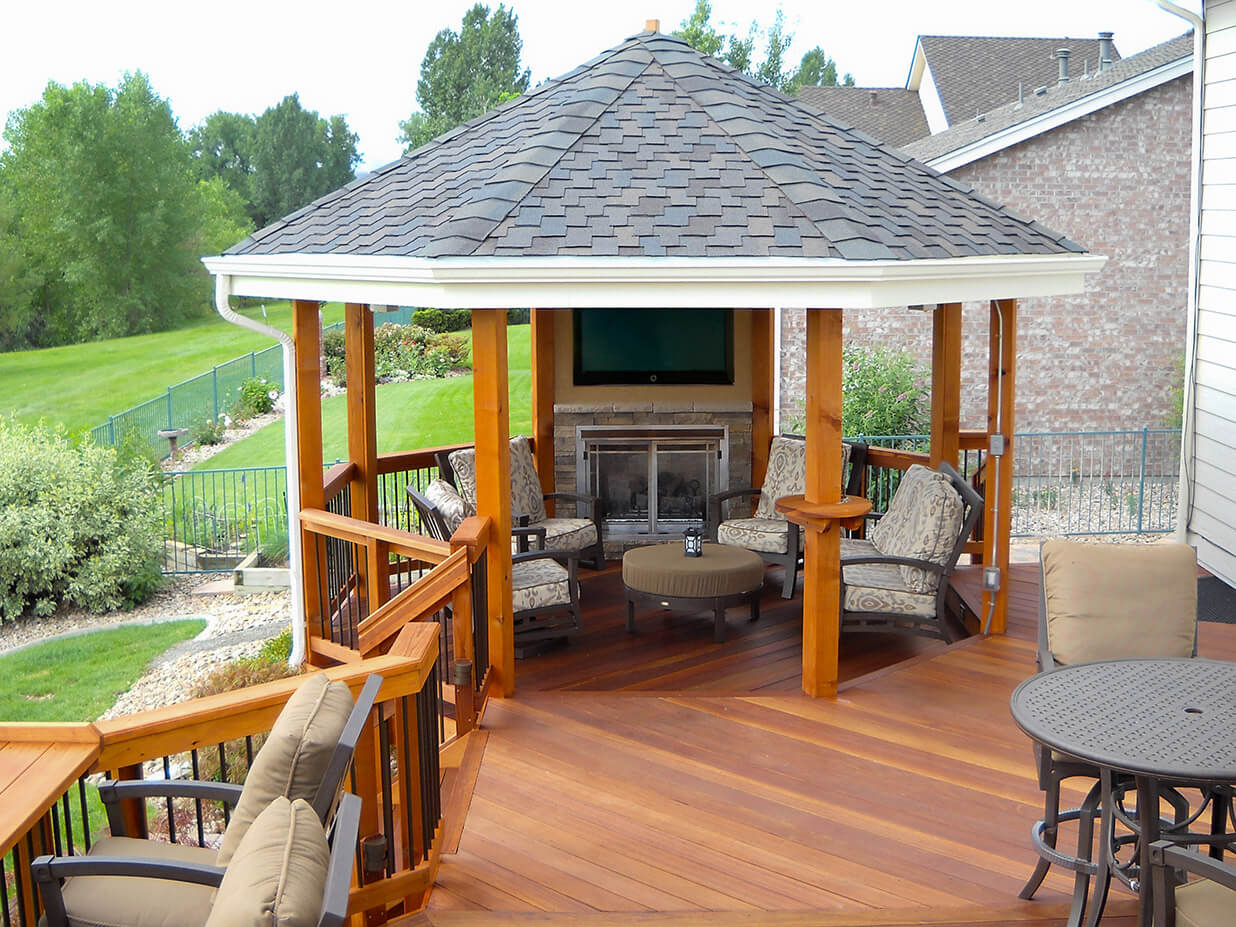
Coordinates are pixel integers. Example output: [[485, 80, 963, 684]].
[[203, 253, 1107, 310], [925, 56, 1193, 173]]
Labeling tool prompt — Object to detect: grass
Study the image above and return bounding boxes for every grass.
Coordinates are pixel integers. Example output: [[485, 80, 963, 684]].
[[2, 302, 346, 435], [0, 620, 206, 722], [201, 323, 533, 468]]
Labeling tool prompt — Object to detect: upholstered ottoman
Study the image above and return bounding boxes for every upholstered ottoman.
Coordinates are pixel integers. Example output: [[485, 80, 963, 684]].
[[622, 542, 765, 643]]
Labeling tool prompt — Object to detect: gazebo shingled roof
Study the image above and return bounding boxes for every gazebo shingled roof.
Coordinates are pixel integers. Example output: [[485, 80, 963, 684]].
[[227, 31, 1083, 262]]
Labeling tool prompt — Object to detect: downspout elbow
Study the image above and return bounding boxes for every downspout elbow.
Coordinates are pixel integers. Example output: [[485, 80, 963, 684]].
[[211, 274, 307, 669]]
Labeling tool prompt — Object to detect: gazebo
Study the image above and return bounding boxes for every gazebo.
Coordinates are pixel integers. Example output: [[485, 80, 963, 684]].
[[204, 25, 1104, 701]]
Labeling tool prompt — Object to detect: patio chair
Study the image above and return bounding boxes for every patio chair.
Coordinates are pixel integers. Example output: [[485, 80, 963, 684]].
[[1018, 539, 1198, 904], [1148, 840, 1236, 927], [438, 435, 605, 569], [30, 671, 380, 920], [709, 435, 868, 599], [410, 483, 583, 650], [34, 791, 362, 927], [838, 461, 981, 641]]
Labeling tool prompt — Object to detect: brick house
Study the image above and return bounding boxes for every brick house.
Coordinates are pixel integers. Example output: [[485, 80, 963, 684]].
[[784, 33, 1193, 434]]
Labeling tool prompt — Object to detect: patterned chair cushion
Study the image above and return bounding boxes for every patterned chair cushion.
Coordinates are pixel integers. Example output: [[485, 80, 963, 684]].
[[541, 518, 598, 552], [868, 465, 963, 594], [840, 538, 936, 618], [425, 479, 471, 535], [754, 436, 807, 519], [512, 557, 570, 613], [448, 436, 548, 527], [717, 517, 790, 554]]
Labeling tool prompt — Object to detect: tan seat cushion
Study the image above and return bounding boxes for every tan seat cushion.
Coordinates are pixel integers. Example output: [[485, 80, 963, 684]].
[[1175, 877, 1236, 927], [840, 538, 936, 618], [58, 864, 216, 927], [511, 558, 571, 613], [87, 837, 219, 865], [205, 797, 330, 927], [717, 517, 790, 554], [1041, 539, 1197, 666], [215, 674, 354, 865]]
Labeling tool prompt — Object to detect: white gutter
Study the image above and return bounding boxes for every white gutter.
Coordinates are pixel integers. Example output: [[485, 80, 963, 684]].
[[212, 274, 307, 667], [202, 253, 1107, 310], [1155, 0, 1204, 544]]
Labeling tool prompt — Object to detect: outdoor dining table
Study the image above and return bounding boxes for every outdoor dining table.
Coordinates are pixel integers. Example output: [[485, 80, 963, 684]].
[[1010, 658, 1236, 927]]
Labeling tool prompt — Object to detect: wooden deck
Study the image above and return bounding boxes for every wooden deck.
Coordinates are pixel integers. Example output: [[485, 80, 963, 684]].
[[409, 561, 1236, 926]]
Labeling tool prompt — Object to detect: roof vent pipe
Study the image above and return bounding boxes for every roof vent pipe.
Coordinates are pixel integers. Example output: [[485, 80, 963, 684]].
[[1056, 48, 1071, 85], [1098, 31, 1114, 72], [645, 18, 659, 32]]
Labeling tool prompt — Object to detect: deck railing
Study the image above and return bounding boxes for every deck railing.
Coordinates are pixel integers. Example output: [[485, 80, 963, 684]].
[[1, 650, 442, 926]]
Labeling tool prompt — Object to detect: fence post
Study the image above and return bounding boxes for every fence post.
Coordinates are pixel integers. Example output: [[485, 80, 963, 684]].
[[212, 367, 219, 421], [166, 386, 174, 429], [108, 416, 116, 446], [1137, 426, 1148, 535], [250, 351, 256, 378]]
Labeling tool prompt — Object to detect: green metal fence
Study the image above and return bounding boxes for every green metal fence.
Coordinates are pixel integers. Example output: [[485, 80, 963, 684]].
[[162, 466, 290, 574], [88, 308, 423, 459]]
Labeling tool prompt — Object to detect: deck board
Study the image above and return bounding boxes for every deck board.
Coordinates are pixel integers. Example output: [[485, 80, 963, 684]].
[[418, 560, 1236, 924]]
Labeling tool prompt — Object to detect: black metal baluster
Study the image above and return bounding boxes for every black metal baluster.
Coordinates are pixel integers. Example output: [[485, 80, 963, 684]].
[[218, 743, 231, 827], [191, 751, 205, 846], [49, 803, 62, 856], [399, 696, 417, 865], [78, 779, 91, 851], [378, 714, 395, 877], [60, 793, 74, 855], [163, 756, 176, 842]]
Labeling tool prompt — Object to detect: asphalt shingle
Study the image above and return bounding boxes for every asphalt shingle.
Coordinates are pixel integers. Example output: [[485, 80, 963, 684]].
[[225, 30, 1085, 262]]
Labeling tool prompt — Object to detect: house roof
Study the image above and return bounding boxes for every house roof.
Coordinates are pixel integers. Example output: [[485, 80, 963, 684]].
[[224, 31, 1083, 265], [917, 35, 1122, 125], [796, 87, 929, 148], [902, 32, 1193, 168]]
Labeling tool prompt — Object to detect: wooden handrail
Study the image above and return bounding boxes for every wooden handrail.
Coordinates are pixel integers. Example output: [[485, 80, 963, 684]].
[[376, 444, 471, 476], [865, 446, 931, 470], [449, 514, 492, 564], [959, 430, 988, 452], [323, 460, 357, 504], [300, 508, 451, 563], [92, 655, 433, 772], [357, 548, 470, 654]]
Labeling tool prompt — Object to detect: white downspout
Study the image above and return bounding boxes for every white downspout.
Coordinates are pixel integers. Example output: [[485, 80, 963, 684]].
[[1155, 0, 1204, 544], [213, 275, 307, 667], [772, 307, 783, 435]]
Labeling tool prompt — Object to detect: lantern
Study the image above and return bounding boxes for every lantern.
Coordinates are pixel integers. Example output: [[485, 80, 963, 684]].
[[683, 526, 704, 557]]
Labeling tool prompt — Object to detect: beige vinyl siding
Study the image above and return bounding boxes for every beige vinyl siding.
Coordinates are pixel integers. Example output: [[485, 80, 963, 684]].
[[1188, 0, 1236, 583]]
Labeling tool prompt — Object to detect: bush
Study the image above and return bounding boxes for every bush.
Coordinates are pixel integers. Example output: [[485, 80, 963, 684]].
[[234, 377, 277, 419], [507, 308, 530, 325], [190, 415, 228, 446], [323, 328, 347, 386], [0, 420, 163, 620], [412, 308, 471, 332], [372, 323, 470, 382], [787, 346, 928, 438]]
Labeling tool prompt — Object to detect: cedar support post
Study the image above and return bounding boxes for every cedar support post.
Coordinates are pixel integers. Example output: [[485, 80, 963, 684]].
[[751, 308, 776, 492], [982, 299, 1016, 635], [346, 303, 385, 613], [471, 310, 514, 696], [930, 302, 962, 470], [530, 309, 556, 513], [293, 299, 326, 663], [801, 309, 844, 698]]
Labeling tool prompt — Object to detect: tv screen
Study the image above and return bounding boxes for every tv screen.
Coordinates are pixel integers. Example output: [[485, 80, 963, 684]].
[[573, 309, 734, 385]]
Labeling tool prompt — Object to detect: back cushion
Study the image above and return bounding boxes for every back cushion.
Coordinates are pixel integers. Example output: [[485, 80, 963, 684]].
[[869, 465, 964, 593], [206, 797, 329, 927], [449, 437, 547, 526], [425, 479, 470, 536], [216, 674, 355, 865], [1042, 539, 1197, 665], [754, 437, 807, 519]]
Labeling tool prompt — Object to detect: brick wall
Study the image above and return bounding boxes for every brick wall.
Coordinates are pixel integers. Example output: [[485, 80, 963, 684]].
[[779, 74, 1192, 435]]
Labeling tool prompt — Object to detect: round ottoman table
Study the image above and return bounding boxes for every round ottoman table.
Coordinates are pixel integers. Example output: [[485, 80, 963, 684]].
[[622, 542, 765, 643]]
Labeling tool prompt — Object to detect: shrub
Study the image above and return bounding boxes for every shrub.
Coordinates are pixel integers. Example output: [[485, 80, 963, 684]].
[[372, 323, 470, 382], [412, 308, 471, 332], [190, 415, 228, 446], [323, 328, 347, 386], [234, 377, 277, 419], [507, 308, 530, 325], [0, 419, 163, 620], [788, 346, 928, 438]]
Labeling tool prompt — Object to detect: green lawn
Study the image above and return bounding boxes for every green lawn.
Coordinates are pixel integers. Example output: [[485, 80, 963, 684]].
[[0, 620, 205, 722], [2, 302, 345, 435], [201, 324, 533, 468]]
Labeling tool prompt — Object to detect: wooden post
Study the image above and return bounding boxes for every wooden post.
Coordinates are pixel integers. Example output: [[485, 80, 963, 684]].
[[530, 309, 556, 513], [930, 302, 963, 469], [982, 299, 1017, 635], [346, 303, 386, 615], [802, 309, 845, 698], [293, 299, 327, 662], [751, 308, 776, 491], [471, 310, 514, 696]]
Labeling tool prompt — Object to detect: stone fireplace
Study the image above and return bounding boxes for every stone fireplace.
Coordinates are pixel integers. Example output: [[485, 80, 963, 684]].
[[553, 402, 752, 557]]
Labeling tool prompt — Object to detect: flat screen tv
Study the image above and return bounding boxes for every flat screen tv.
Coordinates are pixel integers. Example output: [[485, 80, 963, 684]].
[[573, 309, 734, 385]]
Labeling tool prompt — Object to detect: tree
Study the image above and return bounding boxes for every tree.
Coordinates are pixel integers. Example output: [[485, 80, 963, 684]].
[[673, 0, 853, 92], [190, 110, 256, 206], [248, 94, 359, 228], [0, 72, 246, 347], [399, 3, 532, 153]]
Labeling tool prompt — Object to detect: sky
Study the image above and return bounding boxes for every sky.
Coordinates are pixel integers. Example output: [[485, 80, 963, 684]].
[[1, 0, 1201, 172]]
